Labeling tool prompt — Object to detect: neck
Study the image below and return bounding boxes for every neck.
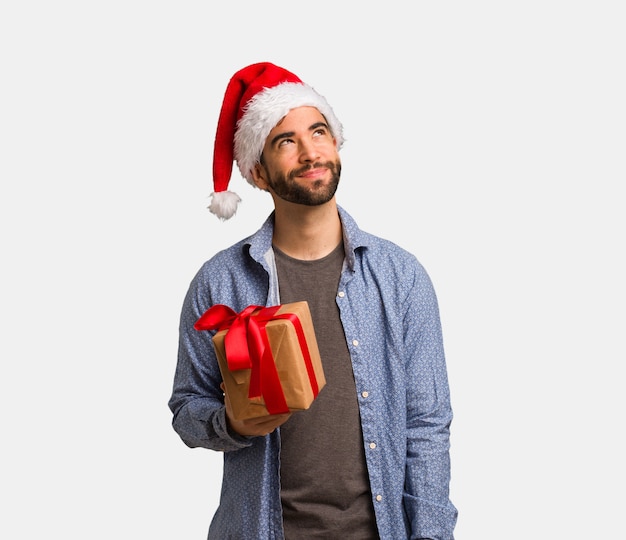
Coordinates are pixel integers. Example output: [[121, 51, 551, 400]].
[[272, 200, 342, 261]]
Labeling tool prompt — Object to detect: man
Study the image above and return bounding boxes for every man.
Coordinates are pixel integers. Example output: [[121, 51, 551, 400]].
[[168, 62, 458, 539]]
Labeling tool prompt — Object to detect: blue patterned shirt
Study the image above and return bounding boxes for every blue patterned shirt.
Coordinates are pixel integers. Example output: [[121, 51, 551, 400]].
[[169, 206, 457, 539]]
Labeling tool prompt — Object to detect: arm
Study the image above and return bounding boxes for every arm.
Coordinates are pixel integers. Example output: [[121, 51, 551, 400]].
[[403, 270, 458, 539], [168, 273, 253, 452], [168, 267, 291, 449]]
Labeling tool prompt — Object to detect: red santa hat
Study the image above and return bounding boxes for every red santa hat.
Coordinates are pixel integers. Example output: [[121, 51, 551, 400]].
[[209, 62, 344, 220]]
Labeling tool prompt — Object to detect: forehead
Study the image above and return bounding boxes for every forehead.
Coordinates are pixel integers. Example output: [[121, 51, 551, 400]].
[[271, 106, 326, 132]]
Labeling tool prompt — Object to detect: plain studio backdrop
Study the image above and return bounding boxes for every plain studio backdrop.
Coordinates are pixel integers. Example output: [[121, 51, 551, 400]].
[[1, 2, 624, 538]]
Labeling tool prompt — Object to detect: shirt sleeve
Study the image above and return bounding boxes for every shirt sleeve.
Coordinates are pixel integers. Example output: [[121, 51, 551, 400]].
[[168, 270, 252, 453], [402, 267, 458, 539]]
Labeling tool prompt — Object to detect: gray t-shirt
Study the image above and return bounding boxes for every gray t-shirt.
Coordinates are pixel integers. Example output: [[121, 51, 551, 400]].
[[275, 243, 379, 539]]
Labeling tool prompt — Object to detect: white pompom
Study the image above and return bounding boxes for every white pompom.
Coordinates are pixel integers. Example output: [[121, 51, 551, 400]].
[[208, 191, 242, 220]]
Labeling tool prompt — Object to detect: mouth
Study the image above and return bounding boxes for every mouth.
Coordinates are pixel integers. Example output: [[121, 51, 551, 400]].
[[293, 163, 331, 180], [299, 168, 327, 179]]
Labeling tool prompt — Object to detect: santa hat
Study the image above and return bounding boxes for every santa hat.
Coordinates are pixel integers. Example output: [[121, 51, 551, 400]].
[[209, 62, 344, 220]]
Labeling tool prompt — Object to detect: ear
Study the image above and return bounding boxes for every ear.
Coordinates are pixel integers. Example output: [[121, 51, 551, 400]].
[[251, 162, 269, 191]]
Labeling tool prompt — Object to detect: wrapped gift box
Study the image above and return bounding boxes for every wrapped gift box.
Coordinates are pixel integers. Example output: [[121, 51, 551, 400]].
[[198, 301, 326, 421]]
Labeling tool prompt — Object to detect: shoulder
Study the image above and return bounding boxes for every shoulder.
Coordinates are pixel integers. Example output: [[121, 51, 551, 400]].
[[347, 219, 427, 277], [360, 232, 430, 284], [195, 214, 275, 280], [340, 208, 435, 300]]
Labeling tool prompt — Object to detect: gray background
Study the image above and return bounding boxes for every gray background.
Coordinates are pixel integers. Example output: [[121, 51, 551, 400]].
[[2, 1, 624, 538]]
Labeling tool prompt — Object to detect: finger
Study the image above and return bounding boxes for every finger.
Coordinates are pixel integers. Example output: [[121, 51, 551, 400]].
[[244, 414, 291, 429]]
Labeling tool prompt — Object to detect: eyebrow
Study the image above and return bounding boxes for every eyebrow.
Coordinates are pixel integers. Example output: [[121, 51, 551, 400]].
[[269, 121, 329, 147]]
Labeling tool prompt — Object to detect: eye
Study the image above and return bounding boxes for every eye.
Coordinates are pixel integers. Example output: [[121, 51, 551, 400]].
[[313, 128, 328, 138], [277, 138, 294, 148]]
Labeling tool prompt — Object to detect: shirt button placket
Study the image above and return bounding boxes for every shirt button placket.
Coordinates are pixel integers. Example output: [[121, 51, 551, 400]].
[[339, 288, 380, 502]]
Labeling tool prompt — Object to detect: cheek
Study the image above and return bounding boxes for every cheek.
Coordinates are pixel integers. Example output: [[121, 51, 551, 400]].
[[266, 153, 297, 177], [318, 141, 339, 159]]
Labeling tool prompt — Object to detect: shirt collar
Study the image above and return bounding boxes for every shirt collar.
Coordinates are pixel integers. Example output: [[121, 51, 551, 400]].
[[244, 205, 369, 272]]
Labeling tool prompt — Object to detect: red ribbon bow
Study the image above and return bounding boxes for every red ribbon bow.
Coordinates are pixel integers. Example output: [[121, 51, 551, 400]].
[[194, 304, 320, 415]]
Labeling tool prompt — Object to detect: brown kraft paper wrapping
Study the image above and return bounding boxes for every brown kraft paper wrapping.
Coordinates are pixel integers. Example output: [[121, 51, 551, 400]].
[[212, 301, 326, 421]]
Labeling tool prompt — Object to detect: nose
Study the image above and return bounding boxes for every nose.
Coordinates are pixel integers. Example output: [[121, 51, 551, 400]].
[[298, 139, 320, 162]]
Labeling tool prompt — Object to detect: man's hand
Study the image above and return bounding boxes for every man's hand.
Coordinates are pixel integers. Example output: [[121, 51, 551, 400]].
[[221, 383, 292, 437]]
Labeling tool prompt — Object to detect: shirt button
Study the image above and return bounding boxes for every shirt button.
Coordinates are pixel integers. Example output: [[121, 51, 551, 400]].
[[337, 291, 345, 298], [352, 339, 359, 346], [369, 442, 376, 449], [375, 494, 382, 502], [361, 391, 369, 398]]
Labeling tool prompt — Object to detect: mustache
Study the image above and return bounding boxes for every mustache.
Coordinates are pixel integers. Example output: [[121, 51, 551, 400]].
[[290, 161, 337, 177]]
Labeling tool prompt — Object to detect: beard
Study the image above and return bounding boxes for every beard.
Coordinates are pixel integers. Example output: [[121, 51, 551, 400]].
[[265, 159, 341, 206]]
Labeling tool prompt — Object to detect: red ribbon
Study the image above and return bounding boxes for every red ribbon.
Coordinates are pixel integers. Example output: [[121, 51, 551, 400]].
[[194, 304, 320, 415]]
